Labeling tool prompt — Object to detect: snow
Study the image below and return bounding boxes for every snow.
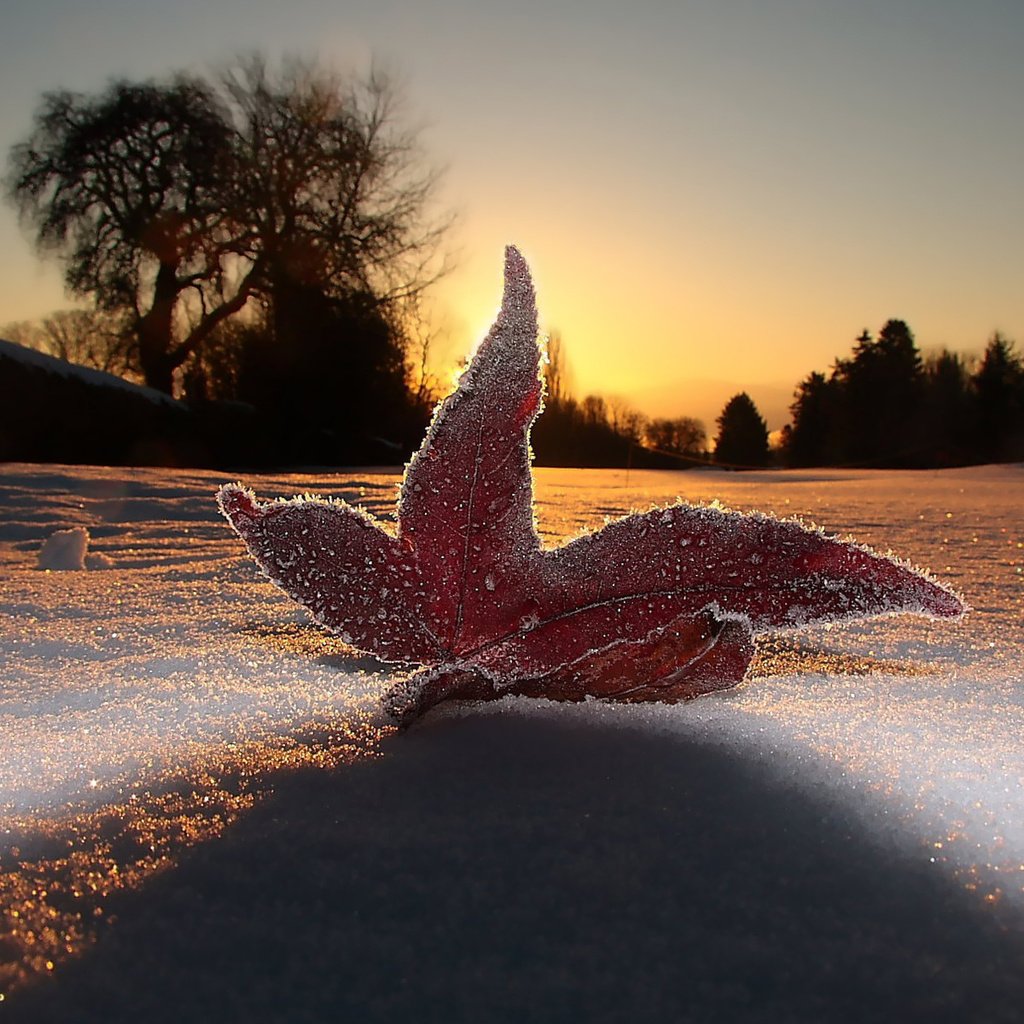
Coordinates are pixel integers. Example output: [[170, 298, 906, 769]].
[[2, 462, 1024, 1020], [34, 526, 113, 572], [36, 527, 89, 571]]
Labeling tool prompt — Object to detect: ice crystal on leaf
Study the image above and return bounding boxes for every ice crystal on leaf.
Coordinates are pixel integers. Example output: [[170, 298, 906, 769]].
[[218, 247, 965, 724]]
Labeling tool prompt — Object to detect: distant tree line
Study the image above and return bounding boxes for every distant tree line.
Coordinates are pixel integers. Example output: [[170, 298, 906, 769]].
[[782, 321, 1024, 468], [528, 333, 716, 468]]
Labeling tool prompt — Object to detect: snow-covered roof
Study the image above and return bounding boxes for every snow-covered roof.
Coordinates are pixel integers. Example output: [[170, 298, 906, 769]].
[[0, 337, 179, 408]]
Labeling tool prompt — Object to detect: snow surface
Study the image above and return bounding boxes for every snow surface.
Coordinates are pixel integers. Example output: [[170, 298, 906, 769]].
[[36, 527, 89, 571], [2, 462, 1023, 1021]]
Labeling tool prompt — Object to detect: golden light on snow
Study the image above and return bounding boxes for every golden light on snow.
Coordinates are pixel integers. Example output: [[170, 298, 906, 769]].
[[1, 463, 1023, 1003], [0, 466, 408, 995], [1, 714, 389, 994]]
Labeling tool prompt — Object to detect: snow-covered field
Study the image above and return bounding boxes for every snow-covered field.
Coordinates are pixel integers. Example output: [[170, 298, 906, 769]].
[[2, 462, 1023, 1021]]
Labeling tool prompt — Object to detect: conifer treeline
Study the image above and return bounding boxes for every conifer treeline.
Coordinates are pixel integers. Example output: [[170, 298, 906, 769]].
[[533, 319, 1024, 470], [782, 321, 1024, 468]]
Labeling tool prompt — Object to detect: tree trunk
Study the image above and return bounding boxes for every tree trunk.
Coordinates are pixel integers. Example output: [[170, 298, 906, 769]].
[[137, 262, 181, 394]]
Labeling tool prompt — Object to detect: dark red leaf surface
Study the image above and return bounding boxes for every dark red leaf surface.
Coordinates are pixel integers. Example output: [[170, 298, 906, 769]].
[[219, 246, 965, 723], [382, 610, 756, 725]]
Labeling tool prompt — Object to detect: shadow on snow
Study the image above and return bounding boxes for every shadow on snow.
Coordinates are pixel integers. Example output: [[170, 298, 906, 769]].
[[12, 711, 1024, 1024]]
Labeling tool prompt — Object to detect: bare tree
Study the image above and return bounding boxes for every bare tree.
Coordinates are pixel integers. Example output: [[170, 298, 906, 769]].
[[6, 78, 235, 391], [2, 307, 136, 377], [543, 329, 571, 405], [606, 395, 647, 443], [581, 393, 608, 427], [6, 56, 451, 394], [646, 416, 706, 456], [0, 319, 43, 350]]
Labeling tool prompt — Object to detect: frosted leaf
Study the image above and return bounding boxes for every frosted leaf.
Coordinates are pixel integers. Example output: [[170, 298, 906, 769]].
[[219, 247, 965, 725]]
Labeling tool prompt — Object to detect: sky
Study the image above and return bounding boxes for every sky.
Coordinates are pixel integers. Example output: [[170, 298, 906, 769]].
[[0, 0, 1022, 429]]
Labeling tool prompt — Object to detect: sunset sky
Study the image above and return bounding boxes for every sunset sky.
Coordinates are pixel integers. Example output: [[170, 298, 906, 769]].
[[1, 0, 1021, 428]]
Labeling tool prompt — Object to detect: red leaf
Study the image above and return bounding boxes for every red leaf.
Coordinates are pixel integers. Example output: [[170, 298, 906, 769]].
[[383, 611, 755, 725], [219, 246, 965, 724]]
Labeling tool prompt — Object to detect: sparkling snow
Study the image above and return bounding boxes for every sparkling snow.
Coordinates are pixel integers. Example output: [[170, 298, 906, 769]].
[[1, 462, 1023, 1020]]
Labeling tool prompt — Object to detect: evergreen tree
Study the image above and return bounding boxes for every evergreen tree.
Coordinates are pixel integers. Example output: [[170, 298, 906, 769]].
[[971, 333, 1024, 462], [714, 393, 769, 467], [920, 350, 972, 466], [834, 320, 923, 466], [645, 416, 706, 457], [786, 371, 837, 466]]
